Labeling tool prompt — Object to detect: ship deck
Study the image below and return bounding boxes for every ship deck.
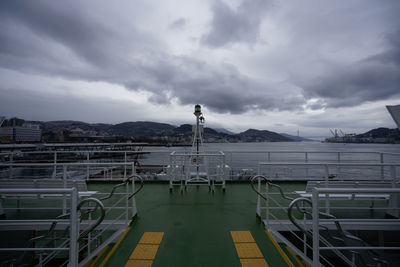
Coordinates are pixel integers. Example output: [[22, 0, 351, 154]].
[[88, 182, 306, 267]]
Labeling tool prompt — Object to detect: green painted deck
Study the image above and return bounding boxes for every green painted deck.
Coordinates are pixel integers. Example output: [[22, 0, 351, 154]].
[[87, 182, 305, 267]]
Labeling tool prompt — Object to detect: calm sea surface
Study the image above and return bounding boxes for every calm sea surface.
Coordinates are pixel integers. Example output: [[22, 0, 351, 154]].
[[141, 142, 400, 180], [2, 142, 398, 180], [143, 142, 400, 169]]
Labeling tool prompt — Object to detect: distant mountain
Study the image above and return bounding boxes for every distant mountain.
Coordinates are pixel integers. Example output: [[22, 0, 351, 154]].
[[324, 127, 400, 143], [236, 129, 293, 142], [356, 128, 400, 139], [173, 124, 225, 137], [109, 121, 175, 137], [22, 119, 295, 143], [28, 120, 113, 132], [213, 128, 236, 135], [279, 133, 313, 142]]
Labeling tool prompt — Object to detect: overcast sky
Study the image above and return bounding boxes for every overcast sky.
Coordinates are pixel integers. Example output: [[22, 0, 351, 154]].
[[0, 0, 399, 137]]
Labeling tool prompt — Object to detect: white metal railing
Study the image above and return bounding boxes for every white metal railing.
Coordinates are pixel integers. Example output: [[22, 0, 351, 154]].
[[0, 161, 137, 181], [2, 150, 399, 181], [252, 176, 400, 266], [0, 188, 79, 266], [258, 162, 400, 181], [309, 188, 400, 267], [0, 177, 141, 266], [224, 151, 400, 179], [168, 151, 227, 191]]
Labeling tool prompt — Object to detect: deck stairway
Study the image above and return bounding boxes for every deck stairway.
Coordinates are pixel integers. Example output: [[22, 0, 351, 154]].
[[252, 175, 400, 266]]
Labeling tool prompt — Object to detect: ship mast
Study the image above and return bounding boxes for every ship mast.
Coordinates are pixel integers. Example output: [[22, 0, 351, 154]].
[[192, 105, 204, 173], [192, 104, 204, 152]]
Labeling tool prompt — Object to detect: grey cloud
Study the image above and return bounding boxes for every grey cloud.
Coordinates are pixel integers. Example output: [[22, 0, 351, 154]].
[[2, 0, 398, 119], [169, 18, 187, 30], [201, 0, 269, 47], [0, 0, 305, 115], [0, 1, 116, 66], [302, 30, 400, 108]]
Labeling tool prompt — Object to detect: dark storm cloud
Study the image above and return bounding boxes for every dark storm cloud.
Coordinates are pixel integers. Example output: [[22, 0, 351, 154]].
[[201, 0, 269, 47], [129, 56, 304, 113], [0, 1, 115, 66], [0, 0, 302, 115], [1, 0, 399, 118], [302, 30, 400, 108]]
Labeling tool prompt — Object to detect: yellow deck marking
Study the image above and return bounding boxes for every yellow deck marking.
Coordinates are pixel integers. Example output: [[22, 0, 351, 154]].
[[125, 259, 153, 267], [264, 230, 294, 267], [130, 244, 160, 260], [240, 258, 269, 267], [99, 226, 131, 267], [234, 243, 264, 259], [230, 230, 269, 267], [86, 245, 109, 267], [139, 232, 164, 244], [231, 231, 256, 243], [284, 245, 305, 267], [124, 232, 164, 267]]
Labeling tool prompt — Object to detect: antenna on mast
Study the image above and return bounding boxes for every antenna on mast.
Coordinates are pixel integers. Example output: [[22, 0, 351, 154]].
[[192, 104, 205, 153]]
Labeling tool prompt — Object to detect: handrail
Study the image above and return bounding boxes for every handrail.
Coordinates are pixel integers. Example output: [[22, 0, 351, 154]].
[[250, 175, 294, 201], [287, 197, 361, 243], [77, 198, 105, 239], [100, 174, 144, 201], [30, 198, 106, 244], [287, 197, 388, 266]]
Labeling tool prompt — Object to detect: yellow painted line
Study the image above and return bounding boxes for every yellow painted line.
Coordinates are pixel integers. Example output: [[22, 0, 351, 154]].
[[231, 231, 256, 243], [264, 230, 294, 267], [231, 230, 270, 267], [86, 245, 109, 267], [284, 245, 305, 267], [124, 232, 164, 267], [139, 232, 164, 244], [125, 259, 153, 267], [240, 258, 269, 267], [99, 226, 131, 267], [234, 243, 264, 259], [129, 244, 160, 260]]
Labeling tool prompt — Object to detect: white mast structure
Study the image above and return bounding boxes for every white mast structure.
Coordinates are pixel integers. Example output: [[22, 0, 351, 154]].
[[192, 105, 205, 175], [192, 104, 205, 153], [169, 105, 226, 192]]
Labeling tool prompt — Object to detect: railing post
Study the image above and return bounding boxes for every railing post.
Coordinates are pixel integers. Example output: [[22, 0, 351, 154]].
[[305, 152, 309, 179], [338, 152, 341, 180], [312, 188, 320, 267], [124, 152, 127, 180], [132, 176, 137, 218], [63, 165, 67, 213], [324, 164, 330, 213], [265, 182, 269, 224], [126, 178, 129, 226], [8, 153, 13, 178], [86, 152, 90, 180], [53, 152, 57, 178], [380, 153, 384, 180], [256, 177, 261, 217], [69, 188, 78, 267], [229, 152, 233, 180]]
